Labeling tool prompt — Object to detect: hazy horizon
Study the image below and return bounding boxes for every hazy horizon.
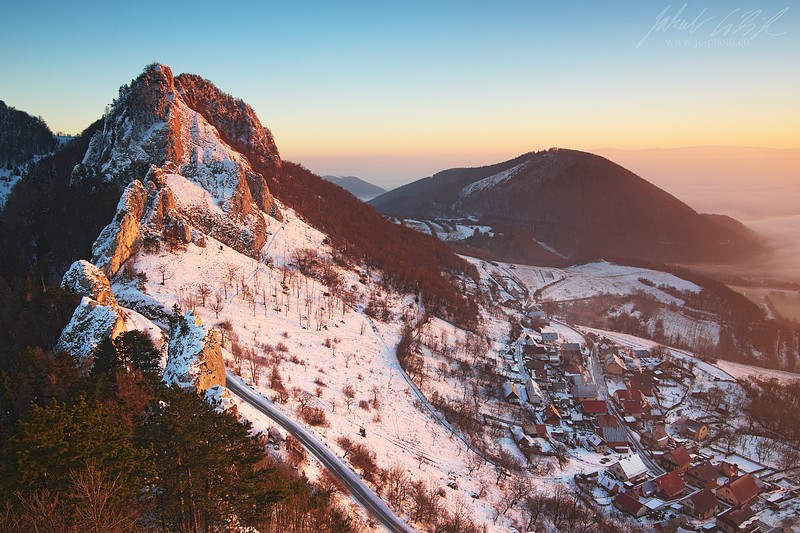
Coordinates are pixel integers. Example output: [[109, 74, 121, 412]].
[[2, 1, 797, 282], [307, 145, 800, 284]]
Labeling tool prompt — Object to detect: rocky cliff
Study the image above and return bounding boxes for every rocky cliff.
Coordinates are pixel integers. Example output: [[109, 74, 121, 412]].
[[164, 311, 226, 392], [78, 63, 280, 260]]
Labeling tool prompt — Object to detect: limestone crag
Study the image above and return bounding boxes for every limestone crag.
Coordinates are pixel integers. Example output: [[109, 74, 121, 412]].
[[80, 63, 279, 259], [92, 179, 147, 277], [164, 311, 225, 392], [61, 260, 118, 306], [57, 296, 126, 365]]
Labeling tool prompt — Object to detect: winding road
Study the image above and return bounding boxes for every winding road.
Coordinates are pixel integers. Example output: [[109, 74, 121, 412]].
[[225, 371, 416, 533]]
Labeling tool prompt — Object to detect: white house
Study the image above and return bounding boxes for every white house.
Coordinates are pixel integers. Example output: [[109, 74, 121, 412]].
[[609, 454, 649, 483], [525, 377, 544, 406]]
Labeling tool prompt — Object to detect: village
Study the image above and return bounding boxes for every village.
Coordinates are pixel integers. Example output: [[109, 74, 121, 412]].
[[498, 316, 800, 532]]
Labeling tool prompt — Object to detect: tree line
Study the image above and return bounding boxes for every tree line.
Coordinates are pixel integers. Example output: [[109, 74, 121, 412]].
[[0, 286, 357, 532]]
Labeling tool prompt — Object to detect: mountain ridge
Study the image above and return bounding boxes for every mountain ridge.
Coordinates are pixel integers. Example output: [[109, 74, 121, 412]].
[[322, 175, 386, 200], [370, 148, 765, 265]]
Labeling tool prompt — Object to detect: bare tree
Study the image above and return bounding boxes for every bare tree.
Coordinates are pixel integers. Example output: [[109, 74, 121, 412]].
[[197, 283, 212, 307], [246, 349, 265, 385], [500, 476, 530, 515], [293, 388, 313, 414], [69, 465, 139, 533], [210, 291, 225, 319], [336, 435, 355, 458], [157, 264, 173, 285], [343, 383, 356, 411], [382, 465, 410, 508]]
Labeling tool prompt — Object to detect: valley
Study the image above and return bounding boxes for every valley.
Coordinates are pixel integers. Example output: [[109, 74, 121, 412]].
[[1, 62, 798, 533]]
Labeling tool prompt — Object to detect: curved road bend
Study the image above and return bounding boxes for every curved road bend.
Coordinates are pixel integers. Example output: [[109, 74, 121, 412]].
[[226, 371, 416, 533]]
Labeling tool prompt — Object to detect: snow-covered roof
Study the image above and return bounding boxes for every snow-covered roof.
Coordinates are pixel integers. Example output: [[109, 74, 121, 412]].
[[614, 454, 648, 479]]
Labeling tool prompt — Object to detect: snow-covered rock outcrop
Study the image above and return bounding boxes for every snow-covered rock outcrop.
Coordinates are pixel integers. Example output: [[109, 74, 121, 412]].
[[57, 259, 166, 369], [164, 311, 225, 392], [57, 296, 125, 364], [78, 63, 279, 260], [61, 259, 118, 306]]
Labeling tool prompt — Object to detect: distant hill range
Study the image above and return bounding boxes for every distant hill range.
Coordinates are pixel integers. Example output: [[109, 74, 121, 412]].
[[323, 175, 386, 200], [370, 148, 765, 265], [0, 100, 57, 167]]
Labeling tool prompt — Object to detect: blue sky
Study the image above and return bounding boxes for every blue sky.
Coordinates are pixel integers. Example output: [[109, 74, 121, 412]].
[[1, 1, 798, 185]]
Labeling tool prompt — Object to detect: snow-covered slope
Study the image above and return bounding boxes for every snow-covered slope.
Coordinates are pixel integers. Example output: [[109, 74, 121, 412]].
[[512, 260, 701, 305]]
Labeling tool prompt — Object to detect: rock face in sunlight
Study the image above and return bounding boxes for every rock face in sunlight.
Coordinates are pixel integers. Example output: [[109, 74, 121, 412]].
[[80, 63, 280, 261], [164, 311, 225, 393], [91, 179, 147, 277], [57, 296, 125, 364], [61, 259, 118, 306]]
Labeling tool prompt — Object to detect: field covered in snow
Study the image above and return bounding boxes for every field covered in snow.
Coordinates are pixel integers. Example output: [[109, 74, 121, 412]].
[[512, 260, 700, 305]]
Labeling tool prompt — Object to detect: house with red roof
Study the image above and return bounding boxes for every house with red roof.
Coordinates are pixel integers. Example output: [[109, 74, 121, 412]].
[[658, 446, 692, 473], [613, 492, 648, 518], [716, 473, 762, 507], [581, 399, 608, 417], [652, 470, 685, 500]]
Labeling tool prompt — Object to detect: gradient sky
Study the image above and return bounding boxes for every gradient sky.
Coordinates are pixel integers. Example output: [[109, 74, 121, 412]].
[[1, 1, 798, 187]]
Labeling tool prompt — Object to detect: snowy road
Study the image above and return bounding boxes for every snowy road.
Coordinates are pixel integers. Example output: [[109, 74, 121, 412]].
[[225, 371, 416, 533], [554, 320, 665, 476]]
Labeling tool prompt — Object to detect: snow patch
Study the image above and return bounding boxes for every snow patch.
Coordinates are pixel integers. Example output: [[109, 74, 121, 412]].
[[460, 160, 528, 197]]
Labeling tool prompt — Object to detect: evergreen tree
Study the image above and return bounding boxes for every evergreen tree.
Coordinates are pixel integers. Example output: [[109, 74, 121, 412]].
[[7, 396, 154, 496], [90, 337, 120, 377], [141, 386, 278, 531]]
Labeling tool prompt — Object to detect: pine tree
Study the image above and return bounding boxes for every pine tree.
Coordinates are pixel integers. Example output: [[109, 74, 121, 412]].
[[7, 396, 154, 496], [141, 386, 278, 531]]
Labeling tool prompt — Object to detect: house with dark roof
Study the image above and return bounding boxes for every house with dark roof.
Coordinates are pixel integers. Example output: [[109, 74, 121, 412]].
[[524, 358, 546, 372], [544, 404, 562, 425], [613, 492, 648, 518], [613, 388, 649, 418], [679, 419, 710, 441], [652, 470, 686, 500], [501, 382, 522, 404], [522, 343, 546, 357], [628, 371, 657, 396], [685, 461, 722, 489], [653, 516, 688, 533], [658, 446, 692, 473], [716, 473, 762, 507], [596, 415, 629, 450], [562, 342, 581, 353], [716, 461, 738, 479], [605, 353, 626, 375], [716, 504, 758, 533], [641, 426, 670, 450], [683, 488, 719, 519], [523, 424, 548, 439]]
